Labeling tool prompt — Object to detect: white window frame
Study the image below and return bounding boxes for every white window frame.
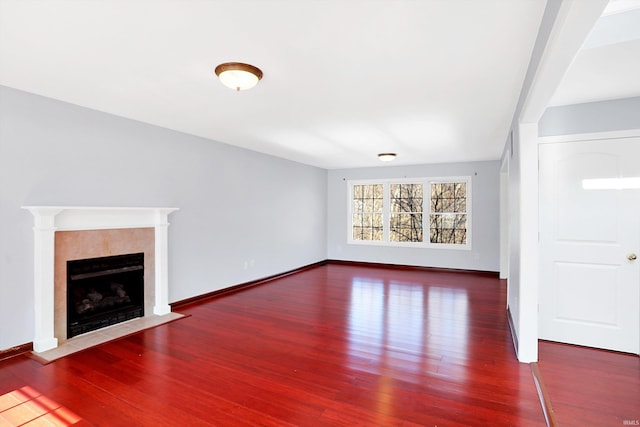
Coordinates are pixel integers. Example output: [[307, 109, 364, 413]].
[[347, 176, 472, 250]]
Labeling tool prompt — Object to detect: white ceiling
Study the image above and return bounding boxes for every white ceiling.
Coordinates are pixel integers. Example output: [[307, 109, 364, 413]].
[[549, 1, 640, 106], [1, 1, 634, 169]]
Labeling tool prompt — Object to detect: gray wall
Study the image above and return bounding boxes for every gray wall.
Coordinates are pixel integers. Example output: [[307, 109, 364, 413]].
[[539, 96, 640, 136], [327, 161, 500, 271], [0, 86, 327, 349]]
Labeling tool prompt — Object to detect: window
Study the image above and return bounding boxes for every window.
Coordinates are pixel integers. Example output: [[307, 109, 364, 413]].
[[429, 181, 467, 245], [348, 177, 471, 249], [352, 184, 383, 241], [390, 183, 423, 242]]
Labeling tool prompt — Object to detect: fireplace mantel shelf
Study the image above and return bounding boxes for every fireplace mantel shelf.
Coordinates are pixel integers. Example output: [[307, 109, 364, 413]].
[[23, 206, 179, 352], [23, 206, 179, 231]]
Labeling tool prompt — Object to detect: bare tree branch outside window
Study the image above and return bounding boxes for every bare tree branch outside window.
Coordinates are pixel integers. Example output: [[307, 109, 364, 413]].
[[352, 184, 383, 241], [390, 183, 423, 242], [430, 182, 467, 244], [350, 178, 469, 246]]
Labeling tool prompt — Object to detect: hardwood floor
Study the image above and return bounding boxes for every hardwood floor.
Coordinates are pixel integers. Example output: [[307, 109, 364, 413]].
[[537, 340, 640, 427], [0, 264, 545, 426]]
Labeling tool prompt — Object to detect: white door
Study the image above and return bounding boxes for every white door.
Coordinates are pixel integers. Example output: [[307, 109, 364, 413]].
[[539, 138, 640, 354]]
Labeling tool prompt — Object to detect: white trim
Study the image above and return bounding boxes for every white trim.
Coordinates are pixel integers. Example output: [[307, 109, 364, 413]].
[[23, 206, 178, 353], [348, 176, 471, 185], [515, 123, 539, 363], [538, 128, 640, 144]]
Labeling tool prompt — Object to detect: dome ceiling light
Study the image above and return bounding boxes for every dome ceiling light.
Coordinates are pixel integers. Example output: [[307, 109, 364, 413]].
[[378, 153, 397, 162], [214, 62, 263, 91]]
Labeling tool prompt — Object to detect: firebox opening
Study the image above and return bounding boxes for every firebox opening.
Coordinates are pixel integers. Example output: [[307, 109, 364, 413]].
[[67, 252, 144, 338]]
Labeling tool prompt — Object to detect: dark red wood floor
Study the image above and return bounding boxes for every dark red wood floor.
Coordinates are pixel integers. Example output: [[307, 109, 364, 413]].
[[537, 340, 640, 427], [0, 264, 546, 426]]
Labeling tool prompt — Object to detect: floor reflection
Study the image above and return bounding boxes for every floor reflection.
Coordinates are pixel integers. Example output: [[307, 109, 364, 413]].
[[347, 277, 470, 383], [348, 277, 385, 361], [347, 278, 424, 380], [427, 286, 469, 362]]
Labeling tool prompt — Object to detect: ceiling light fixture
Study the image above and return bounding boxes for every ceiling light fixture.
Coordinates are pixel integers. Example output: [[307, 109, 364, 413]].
[[214, 62, 263, 91], [378, 153, 396, 162]]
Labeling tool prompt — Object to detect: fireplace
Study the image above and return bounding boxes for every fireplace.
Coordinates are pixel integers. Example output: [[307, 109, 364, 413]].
[[67, 252, 145, 338], [23, 206, 178, 352]]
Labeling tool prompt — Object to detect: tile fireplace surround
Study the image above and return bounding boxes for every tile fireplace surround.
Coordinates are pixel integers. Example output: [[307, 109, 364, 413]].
[[23, 206, 178, 353]]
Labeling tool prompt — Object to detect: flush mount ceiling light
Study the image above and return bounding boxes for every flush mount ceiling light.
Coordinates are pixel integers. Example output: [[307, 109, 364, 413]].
[[214, 62, 263, 91], [378, 153, 397, 162]]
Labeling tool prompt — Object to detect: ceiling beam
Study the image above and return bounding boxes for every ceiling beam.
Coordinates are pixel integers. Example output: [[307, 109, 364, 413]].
[[520, 0, 609, 124]]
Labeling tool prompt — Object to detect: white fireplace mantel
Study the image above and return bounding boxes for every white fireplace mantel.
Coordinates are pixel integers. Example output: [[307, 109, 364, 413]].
[[23, 206, 179, 353]]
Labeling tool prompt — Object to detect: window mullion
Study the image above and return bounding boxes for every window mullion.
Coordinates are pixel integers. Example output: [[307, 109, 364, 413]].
[[383, 183, 390, 242], [423, 179, 429, 247]]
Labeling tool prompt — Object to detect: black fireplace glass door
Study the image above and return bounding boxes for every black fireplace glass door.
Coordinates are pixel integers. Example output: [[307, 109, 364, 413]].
[[67, 252, 144, 338]]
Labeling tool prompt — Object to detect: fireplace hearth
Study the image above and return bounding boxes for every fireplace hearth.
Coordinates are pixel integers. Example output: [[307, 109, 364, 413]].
[[67, 252, 144, 338]]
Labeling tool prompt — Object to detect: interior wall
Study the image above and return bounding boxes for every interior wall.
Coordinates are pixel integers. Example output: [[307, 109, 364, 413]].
[[539, 96, 640, 136], [326, 161, 500, 271], [504, 128, 520, 340], [501, 121, 540, 364], [0, 85, 328, 350], [498, 0, 569, 363]]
